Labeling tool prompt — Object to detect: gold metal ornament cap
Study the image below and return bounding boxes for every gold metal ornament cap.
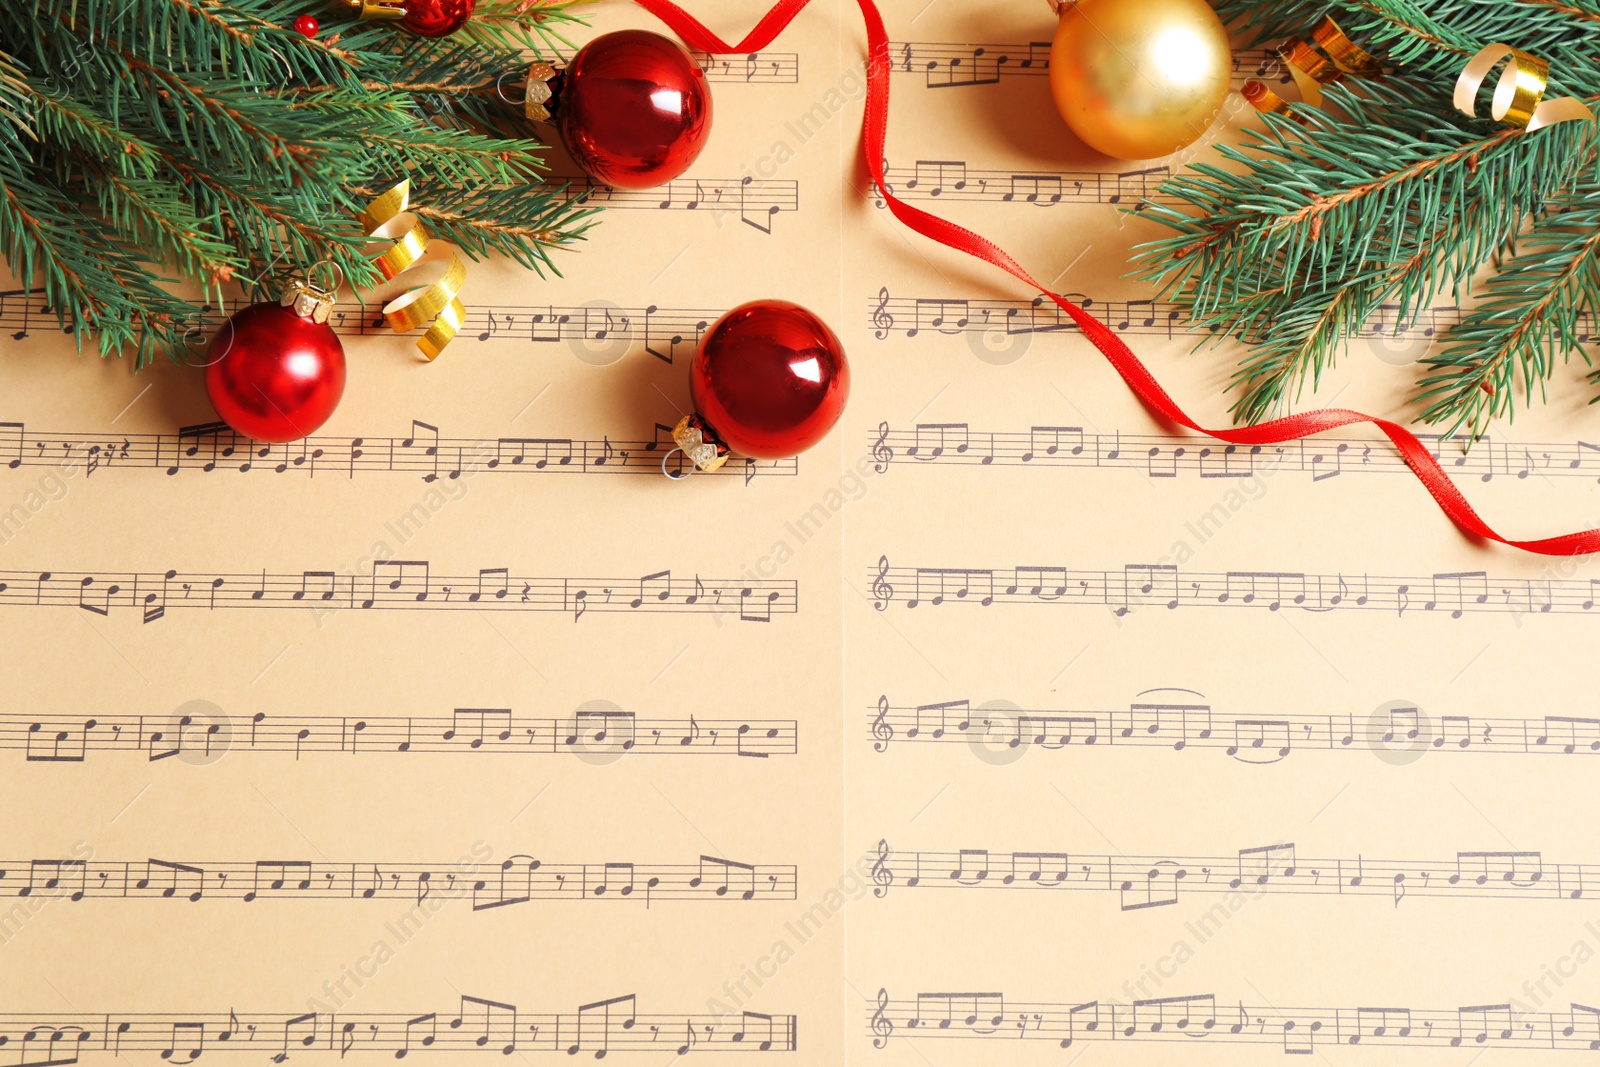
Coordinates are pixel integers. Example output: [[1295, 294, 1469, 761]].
[[672, 414, 731, 473], [343, 0, 406, 19], [278, 277, 338, 324], [525, 62, 558, 121]]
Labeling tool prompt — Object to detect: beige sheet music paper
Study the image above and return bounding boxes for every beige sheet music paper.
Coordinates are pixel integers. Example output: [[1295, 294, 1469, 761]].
[[2, 0, 1600, 1064]]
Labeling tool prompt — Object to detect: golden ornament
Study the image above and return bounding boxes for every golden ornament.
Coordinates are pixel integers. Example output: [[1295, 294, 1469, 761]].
[[1048, 0, 1233, 160]]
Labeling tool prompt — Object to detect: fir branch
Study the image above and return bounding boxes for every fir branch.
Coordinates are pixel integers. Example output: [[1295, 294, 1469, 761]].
[[1135, 77, 1598, 424], [0, 0, 597, 363], [352, 182, 598, 275], [87, 168, 240, 283], [25, 84, 158, 176], [458, 0, 587, 55], [0, 51, 32, 141], [1417, 189, 1600, 436]]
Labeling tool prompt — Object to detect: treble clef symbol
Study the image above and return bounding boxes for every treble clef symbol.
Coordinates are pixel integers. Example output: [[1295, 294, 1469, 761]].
[[871, 838, 894, 898], [872, 286, 895, 339], [872, 694, 894, 752], [871, 555, 893, 612], [871, 987, 894, 1048], [872, 421, 894, 473]]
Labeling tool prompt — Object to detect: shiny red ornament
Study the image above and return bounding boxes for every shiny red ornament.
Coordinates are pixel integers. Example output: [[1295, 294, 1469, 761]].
[[555, 29, 712, 190], [293, 14, 318, 36], [401, 0, 473, 37], [205, 293, 346, 444], [674, 300, 848, 469]]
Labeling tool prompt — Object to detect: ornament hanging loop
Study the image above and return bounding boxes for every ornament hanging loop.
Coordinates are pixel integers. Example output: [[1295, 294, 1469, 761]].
[[494, 69, 525, 106], [305, 259, 346, 295], [661, 447, 695, 480]]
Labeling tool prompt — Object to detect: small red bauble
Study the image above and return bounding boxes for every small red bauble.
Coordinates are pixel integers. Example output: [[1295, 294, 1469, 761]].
[[293, 14, 318, 36], [205, 281, 346, 444], [554, 30, 712, 190], [671, 301, 849, 472], [401, 0, 474, 37]]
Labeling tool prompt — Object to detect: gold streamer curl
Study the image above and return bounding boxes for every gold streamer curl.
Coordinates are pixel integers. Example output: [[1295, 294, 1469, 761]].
[[1244, 14, 1595, 134], [1452, 44, 1595, 131], [359, 179, 467, 361], [1243, 15, 1379, 123]]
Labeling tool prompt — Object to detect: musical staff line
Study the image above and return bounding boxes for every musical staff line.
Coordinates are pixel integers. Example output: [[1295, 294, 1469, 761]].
[[13, 707, 796, 762], [555, 175, 798, 233], [0, 565, 795, 623], [869, 557, 1600, 619], [0, 292, 730, 364], [867, 421, 1600, 484], [867, 689, 1600, 763], [0, 854, 794, 908], [868, 987, 1599, 1054], [875, 160, 1174, 208], [691, 50, 798, 83], [0, 418, 796, 482], [886, 41, 1286, 90], [0, 995, 797, 1059], [867, 288, 1588, 345], [868, 841, 1590, 909], [554, 43, 797, 83]]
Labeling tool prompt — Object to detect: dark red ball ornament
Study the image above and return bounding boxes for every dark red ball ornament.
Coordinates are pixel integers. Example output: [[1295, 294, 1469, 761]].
[[399, 0, 473, 37], [205, 277, 347, 444], [669, 301, 849, 476], [293, 14, 318, 36], [541, 30, 713, 190]]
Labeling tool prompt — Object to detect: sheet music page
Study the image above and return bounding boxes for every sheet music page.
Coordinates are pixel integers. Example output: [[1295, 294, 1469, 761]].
[[842, 1, 1600, 1064], [0, 0, 845, 1060], [5, 0, 1600, 1063]]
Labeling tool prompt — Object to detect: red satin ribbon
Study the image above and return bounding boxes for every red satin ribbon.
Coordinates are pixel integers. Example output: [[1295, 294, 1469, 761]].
[[633, 0, 1600, 556]]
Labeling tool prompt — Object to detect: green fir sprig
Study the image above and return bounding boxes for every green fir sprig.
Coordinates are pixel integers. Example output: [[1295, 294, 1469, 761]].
[[1136, 0, 1600, 438], [0, 0, 598, 364]]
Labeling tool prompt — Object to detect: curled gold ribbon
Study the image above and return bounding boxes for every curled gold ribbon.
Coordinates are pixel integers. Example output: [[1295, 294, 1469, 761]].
[[1453, 44, 1595, 131], [359, 180, 467, 361], [1246, 14, 1596, 134], [1244, 15, 1380, 122]]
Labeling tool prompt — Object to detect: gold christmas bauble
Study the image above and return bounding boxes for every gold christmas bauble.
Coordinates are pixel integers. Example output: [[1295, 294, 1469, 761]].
[[1048, 0, 1232, 160]]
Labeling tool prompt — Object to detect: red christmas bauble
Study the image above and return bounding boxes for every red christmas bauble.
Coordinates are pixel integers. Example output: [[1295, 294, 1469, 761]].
[[556, 30, 712, 190], [293, 14, 318, 36], [205, 301, 346, 443], [689, 301, 849, 459], [402, 0, 473, 37]]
